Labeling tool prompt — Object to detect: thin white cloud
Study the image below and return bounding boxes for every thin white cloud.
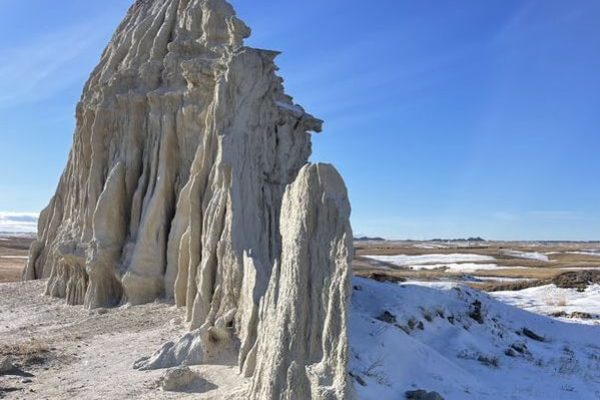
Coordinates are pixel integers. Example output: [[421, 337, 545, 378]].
[[0, 18, 113, 109], [0, 211, 39, 233]]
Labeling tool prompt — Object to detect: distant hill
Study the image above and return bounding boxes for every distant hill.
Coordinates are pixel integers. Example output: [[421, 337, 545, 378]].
[[354, 236, 386, 242], [431, 237, 486, 242]]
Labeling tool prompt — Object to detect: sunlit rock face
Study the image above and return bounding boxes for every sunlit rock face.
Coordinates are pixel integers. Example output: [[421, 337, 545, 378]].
[[25, 0, 354, 398]]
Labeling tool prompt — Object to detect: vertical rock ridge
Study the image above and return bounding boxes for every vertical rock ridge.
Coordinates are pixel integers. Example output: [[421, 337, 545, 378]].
[[247, 164, 356, 400]]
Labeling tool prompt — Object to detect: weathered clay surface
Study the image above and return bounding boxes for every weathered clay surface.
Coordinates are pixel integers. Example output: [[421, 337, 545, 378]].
[[26, 0, 354, 399], [247, 164, 356, 400], [159, 366, 217, 393], [134, 331, 204, 371]]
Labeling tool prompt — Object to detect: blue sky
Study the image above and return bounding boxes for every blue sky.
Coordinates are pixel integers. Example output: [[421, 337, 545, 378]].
[[0, 0, 599, 240]]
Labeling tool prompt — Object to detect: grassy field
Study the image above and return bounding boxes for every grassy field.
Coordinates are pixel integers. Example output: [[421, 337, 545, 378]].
[[354, 240, 600, 291], [0, 236, 33, 282]]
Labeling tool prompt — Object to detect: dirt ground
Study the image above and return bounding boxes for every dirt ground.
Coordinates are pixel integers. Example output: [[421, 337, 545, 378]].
[[0, 280, 248, 399], [0, 237, 32, 283]]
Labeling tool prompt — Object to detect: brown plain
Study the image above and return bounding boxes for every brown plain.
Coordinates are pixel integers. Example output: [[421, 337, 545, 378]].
[[354, 241, 600, 291], [0, 236, 33, 283]]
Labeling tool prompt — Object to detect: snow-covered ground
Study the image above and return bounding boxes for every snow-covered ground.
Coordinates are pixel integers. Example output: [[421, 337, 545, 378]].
[[502, 250, 550, 262], [349, 278, 600, 399], [409, 263, 526, 273], [412, 243, 450, 250], [491, 285, 600, 325], [360, 254, 532, 273], [365, 253, 496, 267]]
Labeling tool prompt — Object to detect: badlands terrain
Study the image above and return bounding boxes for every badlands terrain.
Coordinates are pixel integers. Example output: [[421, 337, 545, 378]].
[[2, 235, 249, 400], [2, 236, 599, 399], [1, 0, 598, 398]]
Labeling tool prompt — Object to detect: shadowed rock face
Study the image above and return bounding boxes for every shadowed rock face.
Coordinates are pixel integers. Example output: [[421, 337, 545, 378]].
[[25, 0, 354, 398], [247, 164, 356, 400]]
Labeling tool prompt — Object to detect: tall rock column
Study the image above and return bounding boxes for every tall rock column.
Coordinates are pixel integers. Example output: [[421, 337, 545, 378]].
[[246, 164, 356, 400]]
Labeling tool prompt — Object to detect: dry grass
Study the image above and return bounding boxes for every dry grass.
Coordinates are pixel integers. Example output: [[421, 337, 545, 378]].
[[0, 263, 24, 283], [0, 339, 51, 367], [0, 236, 32, 282], [354, 240, 600, 292], [469, 280, 543, 293]]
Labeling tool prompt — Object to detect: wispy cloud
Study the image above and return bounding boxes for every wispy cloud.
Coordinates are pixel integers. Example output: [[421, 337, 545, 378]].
[[0, 19, 112, 109], [0, 212, 38, 233]]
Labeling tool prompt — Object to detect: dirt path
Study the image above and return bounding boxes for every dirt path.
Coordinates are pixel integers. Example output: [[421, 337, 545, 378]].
[[0, 281, 247, 399]]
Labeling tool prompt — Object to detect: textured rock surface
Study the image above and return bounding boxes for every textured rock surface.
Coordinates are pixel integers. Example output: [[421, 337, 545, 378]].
[[158, 366, 217, 393], [134, 331, 204, 371], [247, 164, 356, 400], [26, 0, 354, 399], [0, 356, 16, 374]]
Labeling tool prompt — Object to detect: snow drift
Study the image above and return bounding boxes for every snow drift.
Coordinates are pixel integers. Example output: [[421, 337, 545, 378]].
[[349, 278, 600, 399]]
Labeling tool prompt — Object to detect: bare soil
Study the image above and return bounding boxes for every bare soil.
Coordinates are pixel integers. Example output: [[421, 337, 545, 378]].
[[0, 280, 247, 399]]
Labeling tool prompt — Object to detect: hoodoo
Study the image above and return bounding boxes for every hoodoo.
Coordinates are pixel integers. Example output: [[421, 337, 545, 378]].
[[25, 0, 354, 398]]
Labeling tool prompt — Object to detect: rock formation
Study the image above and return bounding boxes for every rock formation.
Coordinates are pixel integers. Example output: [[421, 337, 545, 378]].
[[247, 164, 355, 400], [26, 0, 354, 398]]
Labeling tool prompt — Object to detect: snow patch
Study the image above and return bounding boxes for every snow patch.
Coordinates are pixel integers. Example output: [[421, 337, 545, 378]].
[[491, 284, 600, 325], [365, 253, 496, 267], [502, 250, 549, 262]]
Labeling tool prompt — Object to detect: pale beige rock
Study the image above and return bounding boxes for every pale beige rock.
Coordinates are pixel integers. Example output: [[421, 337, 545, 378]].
[[26, 1, 354, 399], [159, 367, 214, 392], [247, 164, 356, 400], [134, 330, 204, 371]]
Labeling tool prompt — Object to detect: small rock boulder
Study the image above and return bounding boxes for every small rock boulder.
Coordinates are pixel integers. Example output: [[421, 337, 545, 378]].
[[133, 331, 203, 371], [376, 310, 397, 324], [406, 389, 445, 400], [468, 300, 484, 324], [0, 356, 16, 374], [522, 328, 545, 342], [159, 367, 217, 393]]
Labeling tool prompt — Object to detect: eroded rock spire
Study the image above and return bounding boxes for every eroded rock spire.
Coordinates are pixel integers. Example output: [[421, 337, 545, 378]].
[[26, 0, 354, 398]]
